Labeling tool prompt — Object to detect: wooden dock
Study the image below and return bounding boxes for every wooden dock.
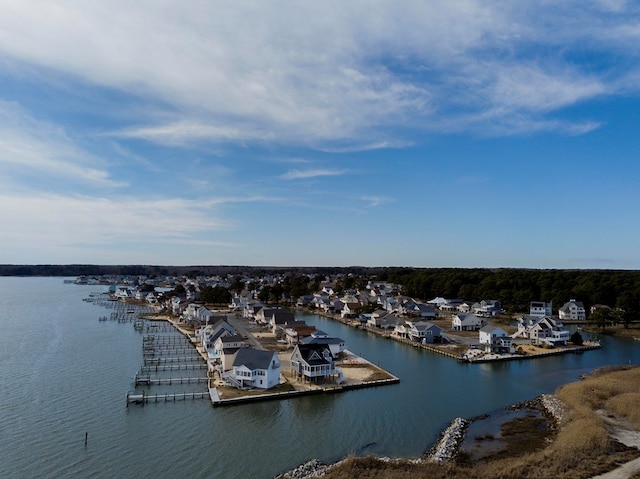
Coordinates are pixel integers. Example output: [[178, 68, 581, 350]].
[[134, 372, 208, 386], [140, 363, 207, 373], [126, 390, 209, 406], [143, 356, 203, 365]]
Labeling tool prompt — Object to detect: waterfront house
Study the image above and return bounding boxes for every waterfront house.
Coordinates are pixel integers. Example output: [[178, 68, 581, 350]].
[[114, 286, 134, 300], [515, 315, 570, 346], [530, 301, 553, 317], [284, 324, 317, 346], [409, 322, 442, 343], [222, 347, 281, 389], [299, 330, 346, 358], [290, 344, 337, 383], [405, 302, 438, 319], [199, 321, 236, 369], [394, 322, 410, 339], [295, 295, 314, 307], [439, 299, 462, 312], [474, 300, 502, 317], [145, 292, 158, 304], [558, 299, 586, 321], [266, 309, 294, 327], [457, 301, 475, 313], [452, 313, 485, 331], [340, 301, 360, 318], [367, 311, 402, 329], [479, 325, 513, 353], [254, 306, 281, 325]]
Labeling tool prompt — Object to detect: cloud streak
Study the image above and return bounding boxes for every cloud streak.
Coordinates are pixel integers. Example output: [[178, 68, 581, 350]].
[[0, 101, 125, 188], [280, 168, 347, 180], [1, 1, 636, 149]]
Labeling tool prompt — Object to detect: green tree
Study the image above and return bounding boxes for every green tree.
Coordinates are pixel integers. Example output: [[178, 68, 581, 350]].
[[615, 292, 639, 329], [570, 331, 584, 345], [257, 286, 271, 303], [589, 307, 611, 333]]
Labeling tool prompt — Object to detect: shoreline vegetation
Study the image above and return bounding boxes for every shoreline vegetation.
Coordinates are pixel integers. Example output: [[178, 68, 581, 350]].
[[142, 307, 640, 478], [276, 365, 640, 479]]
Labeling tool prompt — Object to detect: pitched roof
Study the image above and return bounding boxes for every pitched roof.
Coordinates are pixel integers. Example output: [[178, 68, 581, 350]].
[[232, 347, 276, 370], [270, 310, 295, 324], [296, 344, 333, 365]]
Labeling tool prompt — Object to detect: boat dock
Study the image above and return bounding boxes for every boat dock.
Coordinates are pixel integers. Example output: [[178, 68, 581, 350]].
[[134, 372, 208, 386], [126, 390, 210, 406]]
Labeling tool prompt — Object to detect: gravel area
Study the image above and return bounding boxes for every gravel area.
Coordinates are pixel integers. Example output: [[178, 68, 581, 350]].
[[425, 417, 469, 463], [540, 394, 569, 426]]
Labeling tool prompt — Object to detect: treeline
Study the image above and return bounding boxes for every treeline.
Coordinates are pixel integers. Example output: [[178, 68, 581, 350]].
[[3, 264, 640, 315], [376, 268, 640, 314], [0, 264, 370, 278]]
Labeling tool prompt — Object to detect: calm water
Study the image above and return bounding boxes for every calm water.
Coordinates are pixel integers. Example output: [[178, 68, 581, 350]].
[[1, 277, 639, 479]]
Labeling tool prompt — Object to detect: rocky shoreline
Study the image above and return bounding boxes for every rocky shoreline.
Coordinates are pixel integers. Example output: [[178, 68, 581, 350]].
[[274, 394, 567, 478]]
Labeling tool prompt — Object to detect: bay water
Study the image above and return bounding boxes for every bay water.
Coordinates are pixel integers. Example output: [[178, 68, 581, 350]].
[[1, 277, 638, 479]]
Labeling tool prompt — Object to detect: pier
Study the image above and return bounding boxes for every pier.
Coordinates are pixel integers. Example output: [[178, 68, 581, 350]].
[[126, 390, 210, 406], [140, 363, 207, 372], [134, 372, 208, 386]]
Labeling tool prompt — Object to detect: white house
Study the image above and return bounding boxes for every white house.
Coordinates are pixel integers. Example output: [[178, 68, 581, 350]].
[[479, 325, 513, 353], [515, 315, 570, 346], [452, 313, 485, 331], [558, 299, 586, 321], [474, 300, 502, 317], [290, 344, 337, 384], [530, 301, 553, 317], [222, 347, 281, 389]]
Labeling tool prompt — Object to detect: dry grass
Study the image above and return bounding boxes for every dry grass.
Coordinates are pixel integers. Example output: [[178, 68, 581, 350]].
[[324, 366, 640, 479], [607, 393, 640, 429]]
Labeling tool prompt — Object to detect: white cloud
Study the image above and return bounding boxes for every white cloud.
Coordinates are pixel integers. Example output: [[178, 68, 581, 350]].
[[361, 196, 393, 207], [0, 101, 125, 187], [280, 168, 347, 180], [0, 193, 226, 242], [0, 1, 637, 148]]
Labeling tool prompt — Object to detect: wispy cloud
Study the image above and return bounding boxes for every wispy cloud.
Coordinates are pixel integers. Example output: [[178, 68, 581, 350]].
[[0, 101, 125, 187], [0, 192, 232, 258], [280, 168, 347, 180], [361, 196, 393, 207], [1, 1, 633, 148]]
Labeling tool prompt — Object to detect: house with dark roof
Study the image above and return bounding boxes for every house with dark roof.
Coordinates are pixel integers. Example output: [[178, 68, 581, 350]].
[[452, 313, 485, 331], [222, 347, 281, 389], [409, 322, 442, 344], [267, 310, 299, 334], [299, 330, 346, 358], [284, 324, 317, 346], [290, 344, 337, 383], [367, 311, 402, 329]]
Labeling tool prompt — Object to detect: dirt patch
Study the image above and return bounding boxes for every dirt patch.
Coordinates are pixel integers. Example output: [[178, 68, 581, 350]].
[[216, 382, 296, 400]]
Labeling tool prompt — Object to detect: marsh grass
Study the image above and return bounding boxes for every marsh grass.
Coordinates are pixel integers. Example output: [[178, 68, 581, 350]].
[[323, 366, 640, 479]]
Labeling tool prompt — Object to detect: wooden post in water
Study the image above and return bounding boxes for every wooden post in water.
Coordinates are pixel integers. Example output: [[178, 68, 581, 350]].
[[84, 432, 88, 446]]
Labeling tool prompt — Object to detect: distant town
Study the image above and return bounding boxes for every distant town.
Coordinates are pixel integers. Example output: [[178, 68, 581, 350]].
[[71, 268, 624, 405]]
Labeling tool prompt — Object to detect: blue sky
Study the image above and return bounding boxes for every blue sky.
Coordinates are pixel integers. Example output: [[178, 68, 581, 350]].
[[1, 1, 639, 268]]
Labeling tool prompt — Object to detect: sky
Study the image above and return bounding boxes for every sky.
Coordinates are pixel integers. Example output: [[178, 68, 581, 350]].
[[1, 1, 640, 269]]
